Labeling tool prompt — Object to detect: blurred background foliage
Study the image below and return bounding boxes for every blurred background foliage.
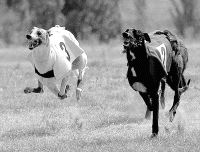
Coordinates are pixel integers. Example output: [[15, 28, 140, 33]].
[[0, 0, 200, 45]]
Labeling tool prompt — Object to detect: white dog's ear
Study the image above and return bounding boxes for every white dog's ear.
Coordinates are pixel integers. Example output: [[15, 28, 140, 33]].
[[47, 30, 52, 36]]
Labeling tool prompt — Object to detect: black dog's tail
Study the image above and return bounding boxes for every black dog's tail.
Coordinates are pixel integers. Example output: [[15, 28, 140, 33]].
[[178, 79, 191, 94], [154, 30, 177, 42]]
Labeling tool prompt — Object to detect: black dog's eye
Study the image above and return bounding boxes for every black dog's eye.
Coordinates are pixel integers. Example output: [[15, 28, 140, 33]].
[[124, 42, 129, 45], [37, 31, 42, 36], [129, 36, 133, 40]]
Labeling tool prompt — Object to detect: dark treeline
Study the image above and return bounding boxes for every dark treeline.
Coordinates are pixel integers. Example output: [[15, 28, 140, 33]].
[[0, 0, 121, 44], [0, 0, 199, 45]]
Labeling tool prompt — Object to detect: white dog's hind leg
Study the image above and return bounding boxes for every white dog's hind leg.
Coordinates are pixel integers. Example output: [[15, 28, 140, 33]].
[[72, 53, 88, 101]]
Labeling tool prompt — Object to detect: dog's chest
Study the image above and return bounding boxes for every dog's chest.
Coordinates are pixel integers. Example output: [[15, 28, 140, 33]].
[[32, 46, 55, 74], [127, 66, 147, 93]]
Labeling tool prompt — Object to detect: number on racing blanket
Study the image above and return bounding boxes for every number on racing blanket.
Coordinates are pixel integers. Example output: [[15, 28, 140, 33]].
[[156, 43, 167, 70], [59, 42, 70, 61]]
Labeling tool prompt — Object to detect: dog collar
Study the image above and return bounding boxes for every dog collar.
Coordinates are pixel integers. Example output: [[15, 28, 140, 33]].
[[35, 66, 55, 78]]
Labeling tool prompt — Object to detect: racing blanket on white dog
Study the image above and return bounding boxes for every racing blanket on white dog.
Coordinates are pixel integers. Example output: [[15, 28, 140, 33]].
[[49, 27, 84, 80], [28, 26, 84, 80]]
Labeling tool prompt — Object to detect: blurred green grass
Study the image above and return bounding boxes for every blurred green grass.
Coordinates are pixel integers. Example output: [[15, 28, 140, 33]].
[[0, 40, 199, 151]]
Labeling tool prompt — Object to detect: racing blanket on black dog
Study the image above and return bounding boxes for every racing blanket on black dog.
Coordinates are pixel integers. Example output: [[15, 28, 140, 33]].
[[146, 33, 173, 76]]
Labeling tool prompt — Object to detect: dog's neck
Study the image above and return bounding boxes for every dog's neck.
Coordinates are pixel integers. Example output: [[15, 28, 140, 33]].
[[32, 40, 54, 74], [33, 44, 50, 62], [33, 35, 50, 63], [126, 44, 147, 66], [126, 44, 150, 83]]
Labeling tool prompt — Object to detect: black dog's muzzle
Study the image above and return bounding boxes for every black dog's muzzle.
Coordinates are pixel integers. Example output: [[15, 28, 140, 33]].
[[123, 41, 129, 47], [122, 32, 135, 53]]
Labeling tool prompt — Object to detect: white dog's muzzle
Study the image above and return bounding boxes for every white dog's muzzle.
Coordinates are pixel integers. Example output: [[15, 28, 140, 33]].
[[26, 27, 48, 50], [26, 36, 42, 50]]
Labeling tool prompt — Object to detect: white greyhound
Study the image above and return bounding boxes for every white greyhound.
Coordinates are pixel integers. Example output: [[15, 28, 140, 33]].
[[24, 25, 88, 101]]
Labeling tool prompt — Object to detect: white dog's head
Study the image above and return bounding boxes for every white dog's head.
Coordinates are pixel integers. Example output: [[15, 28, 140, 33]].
[[26, 27, 49, 50]]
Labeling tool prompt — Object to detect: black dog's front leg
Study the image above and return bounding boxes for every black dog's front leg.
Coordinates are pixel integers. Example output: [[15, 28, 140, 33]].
[[139, 92, 152, 119], [151, 92, 159, 137], [148, 58, 162, 137], [24, 80, 44, 94]]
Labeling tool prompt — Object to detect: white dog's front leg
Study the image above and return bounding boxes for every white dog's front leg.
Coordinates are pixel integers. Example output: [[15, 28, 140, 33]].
[[72, 53, 88, 101]]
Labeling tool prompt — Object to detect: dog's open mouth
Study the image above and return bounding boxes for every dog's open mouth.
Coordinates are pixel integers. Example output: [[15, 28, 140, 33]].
[[28, 39, 42, 50]]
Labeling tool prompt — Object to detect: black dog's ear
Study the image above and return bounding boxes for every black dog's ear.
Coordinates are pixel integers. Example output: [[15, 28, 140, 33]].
[[122, 32, 128, 38], [144, 33, 151, 42], [131, 29, 137, 35], [125, 29, 129, 32]]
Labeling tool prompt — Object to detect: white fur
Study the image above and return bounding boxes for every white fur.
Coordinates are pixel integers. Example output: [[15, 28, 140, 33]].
[[27, 25, 88, 100]]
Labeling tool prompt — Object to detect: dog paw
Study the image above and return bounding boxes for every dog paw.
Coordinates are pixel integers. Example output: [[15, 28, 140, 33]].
[[24, 87, 33, 94], [58, 93, 68, 100], [150, 133, 158, 138], [33, 87, 44, 93]]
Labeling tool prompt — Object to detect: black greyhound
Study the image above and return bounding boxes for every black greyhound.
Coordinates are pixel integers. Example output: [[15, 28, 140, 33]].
[[122, 29, 190, 137]]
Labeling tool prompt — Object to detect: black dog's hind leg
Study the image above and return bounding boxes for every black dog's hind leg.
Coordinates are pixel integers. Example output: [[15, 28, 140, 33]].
[[139, 92, 152, 119], [168, 54, 190, 122], [24, 80, 44, 94], [169, 75, 190, 122], [167, 66, 182, 122], [169, 90, 180, 122], [179, 74, 190, 94], [150, 92, 159, 138]]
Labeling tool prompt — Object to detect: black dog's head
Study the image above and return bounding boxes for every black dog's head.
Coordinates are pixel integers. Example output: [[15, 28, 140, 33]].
[[26, 27, 49, 50], [122, 29, 151, 54]]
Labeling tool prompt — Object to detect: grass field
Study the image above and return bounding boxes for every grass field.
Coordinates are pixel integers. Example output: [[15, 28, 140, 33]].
[[0, 39, 200, 152]]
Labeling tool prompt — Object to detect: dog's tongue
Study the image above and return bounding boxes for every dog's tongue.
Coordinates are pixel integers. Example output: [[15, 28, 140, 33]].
[[29, 44, 34, 50]]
